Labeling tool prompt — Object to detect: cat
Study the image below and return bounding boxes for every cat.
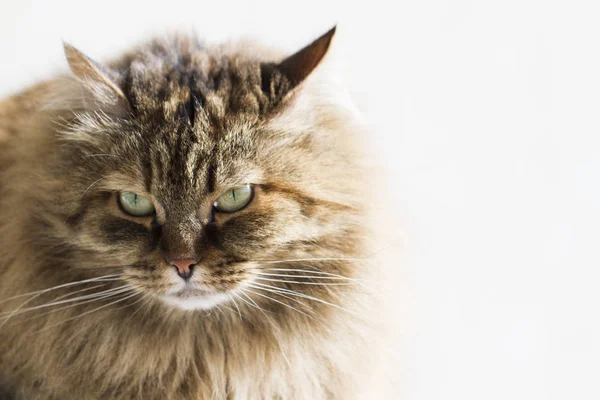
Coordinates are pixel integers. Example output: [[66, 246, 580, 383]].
[[0, 27, 391, 399]]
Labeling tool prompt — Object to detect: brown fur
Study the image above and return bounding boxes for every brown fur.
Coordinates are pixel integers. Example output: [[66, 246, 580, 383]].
[[0, 30, 387, 399]]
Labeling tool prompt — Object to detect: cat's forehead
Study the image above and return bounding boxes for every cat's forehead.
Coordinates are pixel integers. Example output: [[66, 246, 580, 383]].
[[108, 43, 273, 199], [120, 42, 271, 127], [140, 121, 262, 200]]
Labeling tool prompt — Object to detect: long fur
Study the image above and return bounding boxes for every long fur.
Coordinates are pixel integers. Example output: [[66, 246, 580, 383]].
[[0, 34, 392, 399]]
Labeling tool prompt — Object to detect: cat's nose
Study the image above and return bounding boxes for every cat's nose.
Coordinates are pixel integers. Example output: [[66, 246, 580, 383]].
[[171, 259, 197, 280]]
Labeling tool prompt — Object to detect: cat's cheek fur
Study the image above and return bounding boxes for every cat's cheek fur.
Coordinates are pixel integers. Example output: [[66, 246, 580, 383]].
[[217, 193, 324, 254], [74, 217, 152, 263]]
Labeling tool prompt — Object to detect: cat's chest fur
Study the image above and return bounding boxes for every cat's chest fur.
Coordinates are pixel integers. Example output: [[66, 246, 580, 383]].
[[0, 303, 364, 399]]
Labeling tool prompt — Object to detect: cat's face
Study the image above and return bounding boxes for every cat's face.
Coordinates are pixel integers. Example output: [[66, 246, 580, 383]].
[[50, 29, 363, 311], [67, 114, 333, 311]]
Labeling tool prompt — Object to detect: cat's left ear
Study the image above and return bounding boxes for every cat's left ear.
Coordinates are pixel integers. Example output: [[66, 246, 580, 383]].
[[261, 26, 336, 99], [63, 44, 131, 117]]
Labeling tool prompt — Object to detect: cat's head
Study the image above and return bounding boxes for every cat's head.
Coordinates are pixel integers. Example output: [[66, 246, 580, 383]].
[[40, 27, 366, 312]]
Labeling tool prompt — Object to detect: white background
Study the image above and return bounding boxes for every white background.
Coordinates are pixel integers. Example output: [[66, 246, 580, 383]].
[[1, 1, 599, 399]]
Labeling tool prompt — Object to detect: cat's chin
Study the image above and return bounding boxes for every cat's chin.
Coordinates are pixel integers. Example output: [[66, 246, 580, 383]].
[[160, 289, 231, 311]]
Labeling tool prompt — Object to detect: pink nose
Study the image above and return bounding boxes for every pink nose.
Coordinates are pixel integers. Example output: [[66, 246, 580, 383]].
[[171, 259, 197, 280]]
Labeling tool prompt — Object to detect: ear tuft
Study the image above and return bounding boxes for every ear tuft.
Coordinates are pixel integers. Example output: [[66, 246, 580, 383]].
[[260, 26, 337, 102], [278, 26, 336, 87], [63, 43, 131, 117]]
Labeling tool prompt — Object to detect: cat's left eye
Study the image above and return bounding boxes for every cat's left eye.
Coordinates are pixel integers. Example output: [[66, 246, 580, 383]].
[[214, 184, 254, 213], [118, 192, 155, 217]]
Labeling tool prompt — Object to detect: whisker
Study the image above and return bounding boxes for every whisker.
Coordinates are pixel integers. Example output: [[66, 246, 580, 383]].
[[236, 290, 294, 368], [0, 286, 133, 318], [247, 283, 314, 312], [30, 291, 140, 335], [0, 274, 123, 306], [246, 284, 330, 331], [214, 305, 228, 319], [252, 246, 395, 265], [235, 291, 260, 310], [259, 268, 370, 280], [4, 287, 136, 326], [250, 281, 366, 322], [80, 177, 105, 198], [257, 257, 366, 264], [112, 290, 148, 312], [236, 291, 271, 316], [124, 294, 153, 324], [138, 294, 156, 321], [50, 284, 107, 302], [253, 277, 356, 286], [218, 303, 238, 316], [228, 294, 243, 322], [244, 288, 315, 320], [0, 276, 124, 329], [257, 268, 377, 289], [254, 272, 363, 281], [247, 245, 398, 272]]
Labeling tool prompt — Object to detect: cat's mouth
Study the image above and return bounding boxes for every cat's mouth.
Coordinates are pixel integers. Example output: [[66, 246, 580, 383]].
[[160, 286, 232, 311], [173, 287, 214, 299]]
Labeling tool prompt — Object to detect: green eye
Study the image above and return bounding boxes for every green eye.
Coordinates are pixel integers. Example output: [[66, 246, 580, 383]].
[[214, 184, 254, 213], [118, 192, 155, 217]]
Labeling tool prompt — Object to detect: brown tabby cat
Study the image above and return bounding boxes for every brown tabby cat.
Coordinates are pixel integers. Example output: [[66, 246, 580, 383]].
[[0, 27, 387, 399]]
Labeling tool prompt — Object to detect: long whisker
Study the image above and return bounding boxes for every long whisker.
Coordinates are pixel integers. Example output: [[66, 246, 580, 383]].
[[254, 272, 364, 281], [4, 287, 136, 326], [231, 292, 253, 310], [236, 291, 271, 317], [137, 294, 157, 322], [80, 177, 105, 198], [239, 287, 293, 358], [0, 286, 133, 318], [257, 268, 377, 290], [252, 246, 395, 265], [259, 268, 370, 280], [247, 283, 314, 312], [0, 276, 124, 329], [257, 257, 366, 264], [236, 289, 293, 368], [0, 274, 123, 306], [228, 294, 243, 322], [112, 289, 148, 312], [246, 284, 332, 332], [124, 293, 153, 324], [243, 288, 315, 320], [250, 281, 366, 321], [50, 284, 108, 302], [253, 277, 356, 286], [218, 303, 238, 316], [215, 305, 231, 320], [30, 291, 140, 336]]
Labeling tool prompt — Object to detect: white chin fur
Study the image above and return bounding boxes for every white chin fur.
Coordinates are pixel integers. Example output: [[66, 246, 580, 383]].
[[160, 292, 231, 310]]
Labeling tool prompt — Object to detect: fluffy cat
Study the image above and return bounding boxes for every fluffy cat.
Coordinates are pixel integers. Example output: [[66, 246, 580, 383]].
[[0, 28, 389, 399]]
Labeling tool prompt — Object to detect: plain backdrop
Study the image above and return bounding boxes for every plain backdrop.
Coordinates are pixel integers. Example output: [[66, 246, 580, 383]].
[[1, 1, 599, 399]]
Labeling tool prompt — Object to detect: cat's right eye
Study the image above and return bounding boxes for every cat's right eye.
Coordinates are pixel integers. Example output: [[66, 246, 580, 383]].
[[214, 184, 254, 213], [117, 192, 155, 217]]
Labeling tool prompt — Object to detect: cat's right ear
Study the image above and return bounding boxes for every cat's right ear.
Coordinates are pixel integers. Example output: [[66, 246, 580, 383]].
[[261, 27, 336, 101], [63, 44, 131, 117]]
